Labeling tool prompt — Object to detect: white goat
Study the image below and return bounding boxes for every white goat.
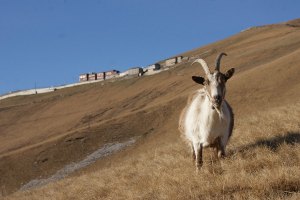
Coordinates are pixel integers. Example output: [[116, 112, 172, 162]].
[[179, 53, 235, 168]]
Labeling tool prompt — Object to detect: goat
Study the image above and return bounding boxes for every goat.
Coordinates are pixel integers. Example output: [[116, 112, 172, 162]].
[[179, 53, 235, 168]]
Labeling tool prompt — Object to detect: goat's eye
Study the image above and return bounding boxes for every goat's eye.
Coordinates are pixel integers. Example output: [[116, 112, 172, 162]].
[[218, 76, 225, 83]]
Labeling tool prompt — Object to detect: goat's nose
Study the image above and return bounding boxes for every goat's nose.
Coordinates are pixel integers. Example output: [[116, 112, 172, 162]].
[[214, 95, 222, 103]]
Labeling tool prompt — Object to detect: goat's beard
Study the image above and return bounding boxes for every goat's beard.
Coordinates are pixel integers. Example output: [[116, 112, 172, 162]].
[[214, 105, 223, 119], [212, 102, 223, 119], [212, 101, 222, 110]]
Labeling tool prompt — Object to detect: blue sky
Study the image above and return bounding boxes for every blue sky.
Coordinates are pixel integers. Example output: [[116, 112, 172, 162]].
[[0, 0, 299, 95]]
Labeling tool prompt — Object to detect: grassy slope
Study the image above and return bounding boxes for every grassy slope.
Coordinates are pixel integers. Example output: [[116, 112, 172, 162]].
[[1, 19, 300, 199]]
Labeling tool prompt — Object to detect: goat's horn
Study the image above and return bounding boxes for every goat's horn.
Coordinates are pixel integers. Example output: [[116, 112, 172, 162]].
[[215, 52, 227, 71], [192, 59, 211, 76]]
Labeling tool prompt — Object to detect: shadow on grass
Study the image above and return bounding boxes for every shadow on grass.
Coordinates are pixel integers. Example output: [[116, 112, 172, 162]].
[[231, 132, 300, 154]]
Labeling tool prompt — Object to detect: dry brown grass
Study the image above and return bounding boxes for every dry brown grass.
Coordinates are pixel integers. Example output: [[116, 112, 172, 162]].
[[1, 19, 300, 199], [4, 102, 300, 200]]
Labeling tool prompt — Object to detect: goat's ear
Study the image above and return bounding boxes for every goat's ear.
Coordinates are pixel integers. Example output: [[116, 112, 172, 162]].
[[225, 68, 235, 81], [192, 76, 205, 85]]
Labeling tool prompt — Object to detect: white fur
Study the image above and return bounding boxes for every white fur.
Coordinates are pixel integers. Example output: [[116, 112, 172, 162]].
[[179, 88, 233, 167], [184, 89, 231, 145]]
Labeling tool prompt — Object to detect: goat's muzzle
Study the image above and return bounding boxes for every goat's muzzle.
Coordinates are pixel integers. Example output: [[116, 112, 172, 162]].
[[213, 95, 222, 108]]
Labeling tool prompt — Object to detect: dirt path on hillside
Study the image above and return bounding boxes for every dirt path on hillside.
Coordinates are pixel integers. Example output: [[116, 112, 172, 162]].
[[20, 138, 138, 191]]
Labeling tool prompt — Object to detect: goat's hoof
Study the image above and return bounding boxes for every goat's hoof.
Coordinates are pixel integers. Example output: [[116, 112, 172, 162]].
[[196, 161, 203, 169], [218, 151, 226, 159]]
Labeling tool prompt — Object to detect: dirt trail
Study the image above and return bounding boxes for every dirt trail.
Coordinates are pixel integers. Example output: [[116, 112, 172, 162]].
[[20, 137, 137, 191]]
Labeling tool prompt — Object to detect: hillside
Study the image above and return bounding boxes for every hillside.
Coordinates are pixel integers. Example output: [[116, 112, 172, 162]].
[[1, 19, 300, 199]]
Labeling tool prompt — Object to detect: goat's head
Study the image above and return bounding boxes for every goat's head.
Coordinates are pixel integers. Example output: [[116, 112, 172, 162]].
[[192, 53, 235, 108]]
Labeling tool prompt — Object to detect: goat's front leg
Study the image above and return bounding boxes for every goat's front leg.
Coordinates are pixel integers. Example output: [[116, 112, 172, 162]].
[[193, 142, 203, 168], [216, 137, 225, 158], [190, 143, 196, 162]]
